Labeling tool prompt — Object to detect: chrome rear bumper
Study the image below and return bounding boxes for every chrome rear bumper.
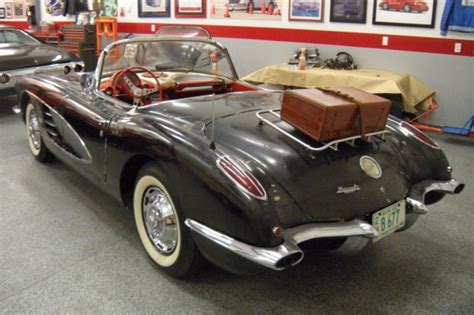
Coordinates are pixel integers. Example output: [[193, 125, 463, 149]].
[[185, 218, 378, 271], [186, 178, 464, 271]]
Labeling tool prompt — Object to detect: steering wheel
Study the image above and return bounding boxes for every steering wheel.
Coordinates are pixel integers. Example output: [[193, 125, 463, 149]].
[[111, 66, 163, 106]]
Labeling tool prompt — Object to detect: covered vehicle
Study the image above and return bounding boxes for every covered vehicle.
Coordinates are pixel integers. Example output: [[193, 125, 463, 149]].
[[15, 27, 464, 277], [0, 24, 82, 96]]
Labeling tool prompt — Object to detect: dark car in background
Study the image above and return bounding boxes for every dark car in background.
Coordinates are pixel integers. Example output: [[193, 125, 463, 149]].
[[0, 24, 82, 97]]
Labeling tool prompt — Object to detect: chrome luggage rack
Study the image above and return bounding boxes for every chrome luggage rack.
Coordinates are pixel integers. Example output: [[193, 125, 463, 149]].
[[256, 108, 390, 152]]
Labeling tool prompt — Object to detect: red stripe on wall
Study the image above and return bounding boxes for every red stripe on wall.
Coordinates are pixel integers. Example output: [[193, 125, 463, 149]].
[[117, 23, 473, 57], [3, 21, 473, 57]]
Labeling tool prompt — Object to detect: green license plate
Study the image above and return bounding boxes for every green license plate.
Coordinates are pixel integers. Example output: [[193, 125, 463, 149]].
[[372, 200, 406, 242]]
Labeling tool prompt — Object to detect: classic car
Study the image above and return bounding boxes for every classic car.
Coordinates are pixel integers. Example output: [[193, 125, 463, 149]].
[[379, 0, 429, 13], [0, 24, 82, 97], [15, 27, 464, 278]]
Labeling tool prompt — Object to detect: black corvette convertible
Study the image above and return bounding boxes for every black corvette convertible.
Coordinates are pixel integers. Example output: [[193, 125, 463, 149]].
[[14, 27, 464, 277]]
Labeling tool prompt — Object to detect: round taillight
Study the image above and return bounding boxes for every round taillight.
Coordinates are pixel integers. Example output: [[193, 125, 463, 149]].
[[217, 155, 267, 200], [400, 121, 440, 149]]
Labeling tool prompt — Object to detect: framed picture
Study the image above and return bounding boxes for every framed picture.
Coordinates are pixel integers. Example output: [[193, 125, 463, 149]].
[[330, 0, 367, 23], [138, 0, 171, 17], [210, 0, 282, 20], [93, 0, 118, 17], [0, 8, 5, 19], [289, 0, 324, 22], [45, 0, 63, 16], [175, 0, 206, 18], [13, 0, 25, 19], [373, 0, 436, 28], [5, 2, 13, 19]]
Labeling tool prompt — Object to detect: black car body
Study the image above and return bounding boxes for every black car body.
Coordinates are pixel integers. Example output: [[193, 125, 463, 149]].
[[0, 24, 82, 96], [14, 30, 464, 277]]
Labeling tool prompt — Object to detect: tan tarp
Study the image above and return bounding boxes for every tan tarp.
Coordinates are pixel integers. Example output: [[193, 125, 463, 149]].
[[243, 64, 435, 112]]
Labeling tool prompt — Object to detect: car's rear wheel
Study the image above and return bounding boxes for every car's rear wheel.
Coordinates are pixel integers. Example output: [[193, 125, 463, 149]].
[[383, 3, 389, 10], [133, 162, 203, 277], [404, 4, 411, 12], [25, 102, 54, 163]]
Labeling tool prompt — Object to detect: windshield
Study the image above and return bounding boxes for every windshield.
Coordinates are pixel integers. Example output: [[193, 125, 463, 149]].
[[101, 39, 235, 80], [0, 29, 39, 45]]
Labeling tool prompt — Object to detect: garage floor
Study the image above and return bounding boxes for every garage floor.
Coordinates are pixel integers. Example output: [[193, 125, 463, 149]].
[[1, 100, 473, 314]]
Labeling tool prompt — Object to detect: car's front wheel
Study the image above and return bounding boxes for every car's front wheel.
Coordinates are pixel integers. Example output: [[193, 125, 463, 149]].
[[133, 162, 203, 277], [404, 4, 411, 12], [25, 102, 54, 163]]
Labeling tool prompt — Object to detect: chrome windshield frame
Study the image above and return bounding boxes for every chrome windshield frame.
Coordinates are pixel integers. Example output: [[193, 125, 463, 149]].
[[93, 36, 239, 93]]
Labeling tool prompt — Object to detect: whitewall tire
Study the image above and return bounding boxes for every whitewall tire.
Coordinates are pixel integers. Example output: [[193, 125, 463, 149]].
[[25, 102, 54, 162], [133, 163, 203, 277]]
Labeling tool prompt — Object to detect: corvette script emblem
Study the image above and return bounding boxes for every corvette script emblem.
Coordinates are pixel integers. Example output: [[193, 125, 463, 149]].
[[337, 184, 361, 194]]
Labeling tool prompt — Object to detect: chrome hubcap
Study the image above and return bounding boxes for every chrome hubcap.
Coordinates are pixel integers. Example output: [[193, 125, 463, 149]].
[[28, 108, 41, 150], [142, 186, 178, 255]]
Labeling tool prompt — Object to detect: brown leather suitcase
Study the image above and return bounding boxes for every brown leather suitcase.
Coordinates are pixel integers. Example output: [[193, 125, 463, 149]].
[[280, 87, 391, 142]]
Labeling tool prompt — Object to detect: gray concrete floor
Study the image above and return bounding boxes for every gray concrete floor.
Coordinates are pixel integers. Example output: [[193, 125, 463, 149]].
[[1, 98, 473, 314]]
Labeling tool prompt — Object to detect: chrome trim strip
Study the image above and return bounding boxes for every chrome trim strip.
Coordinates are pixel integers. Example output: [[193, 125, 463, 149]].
[[185, 218, 378, 271], [284, 219, 378, 244]]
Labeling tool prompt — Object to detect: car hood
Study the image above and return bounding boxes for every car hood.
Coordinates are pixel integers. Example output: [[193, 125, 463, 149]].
[[0, 43, 75, 71]]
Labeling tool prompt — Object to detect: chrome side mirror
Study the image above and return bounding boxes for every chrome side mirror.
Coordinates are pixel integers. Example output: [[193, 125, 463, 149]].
[[0, 73, 10, 85], [80, 73, 94, 92]]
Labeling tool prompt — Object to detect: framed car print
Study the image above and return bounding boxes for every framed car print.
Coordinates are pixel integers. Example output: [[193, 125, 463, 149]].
[[5, 2, 13, 19], [13, 0, 25, 19], [373, 0, 437, 28], [289, 0, 324, 21], [138, 0, 171, 17], [175, 0, 206, 18], [0, 8, 5, 19], [330, 0, 367, 23]]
